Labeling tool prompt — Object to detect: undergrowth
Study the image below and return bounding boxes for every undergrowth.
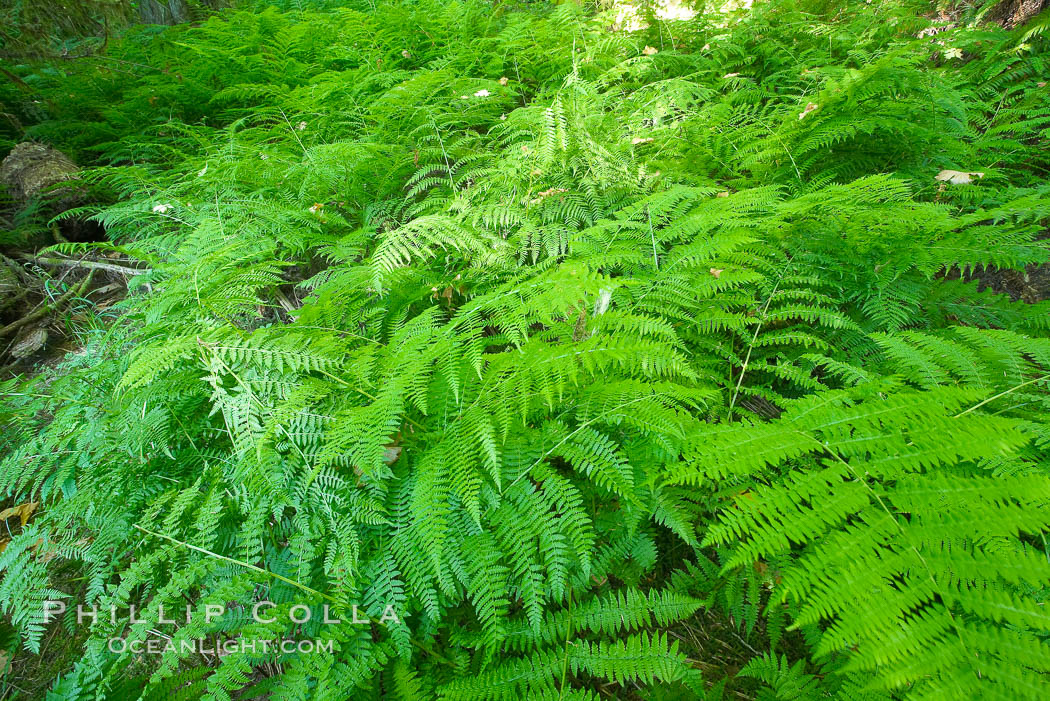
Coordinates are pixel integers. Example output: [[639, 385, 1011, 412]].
[[2, 0, 1050, 698]]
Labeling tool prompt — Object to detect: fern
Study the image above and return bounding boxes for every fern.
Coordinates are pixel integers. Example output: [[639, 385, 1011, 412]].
[[2, 0, 1050, 698]]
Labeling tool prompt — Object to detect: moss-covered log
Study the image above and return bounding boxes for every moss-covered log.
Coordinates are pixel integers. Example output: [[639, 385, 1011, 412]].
[[0, 141, 78, 204]]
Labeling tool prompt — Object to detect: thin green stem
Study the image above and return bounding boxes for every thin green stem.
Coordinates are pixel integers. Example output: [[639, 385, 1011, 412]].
[[133, 524, 337, 603]]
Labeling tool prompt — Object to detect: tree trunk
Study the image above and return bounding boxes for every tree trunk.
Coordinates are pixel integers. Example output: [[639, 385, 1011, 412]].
[[138, 0, 191, 26], [989, 0, 1048, 28]]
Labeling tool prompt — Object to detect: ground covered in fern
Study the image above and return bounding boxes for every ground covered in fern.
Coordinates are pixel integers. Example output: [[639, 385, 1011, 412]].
[[2, 0, 1050, 698]]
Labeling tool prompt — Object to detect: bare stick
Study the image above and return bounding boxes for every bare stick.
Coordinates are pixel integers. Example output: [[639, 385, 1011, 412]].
[[20, 254, 150, 277]]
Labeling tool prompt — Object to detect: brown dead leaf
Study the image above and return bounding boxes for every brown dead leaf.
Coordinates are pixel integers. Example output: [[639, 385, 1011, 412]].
[[716, 191, 729, 198], [710, 268, 724, 279], [38, 544, 62, 564], [529, 187, 568, 205], [0, 501, 38, 527], [642, 45, 658, 56], [798, 102, 818, 120], [935, 169, 984, 185], [383, 446, 402, 465]]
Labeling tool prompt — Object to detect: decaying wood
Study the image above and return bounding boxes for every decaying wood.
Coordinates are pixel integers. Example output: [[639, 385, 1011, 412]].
[[0, 142, 79, 203], [1, 142, 107, 244], [0, 262, 16, 298], [988, 0, 1048, 28], [0, 270, 94, 341], [138, 0, 191, 25], [10, 326, 48, 359]]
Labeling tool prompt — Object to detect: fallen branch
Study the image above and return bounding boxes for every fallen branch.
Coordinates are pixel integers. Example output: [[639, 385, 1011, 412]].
[[0, 270, 94, 340], [20, 254, 150, 277], [1, 253, 38, 286], [274, 288, 299, 314]]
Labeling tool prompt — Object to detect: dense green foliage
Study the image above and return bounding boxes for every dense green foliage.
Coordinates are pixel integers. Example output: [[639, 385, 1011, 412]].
[[3, 0, 1050, 698]]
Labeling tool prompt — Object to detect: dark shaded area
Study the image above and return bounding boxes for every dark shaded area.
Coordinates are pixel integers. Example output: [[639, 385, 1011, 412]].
[[977, 262, 1050, 303]]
